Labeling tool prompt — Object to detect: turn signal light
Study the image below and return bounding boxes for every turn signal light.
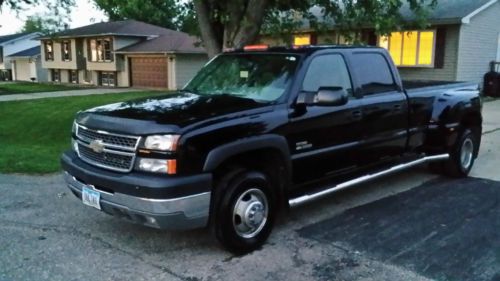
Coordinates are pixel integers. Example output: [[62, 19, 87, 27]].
[[167, 160, 177, 175]]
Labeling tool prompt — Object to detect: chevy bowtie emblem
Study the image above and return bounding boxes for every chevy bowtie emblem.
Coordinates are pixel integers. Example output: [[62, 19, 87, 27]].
[[89, 139, 105, 153]]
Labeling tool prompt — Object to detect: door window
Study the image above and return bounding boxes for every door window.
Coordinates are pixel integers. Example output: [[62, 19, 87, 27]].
[[302, 54, 353, 94], [351, 53, 398, 95]]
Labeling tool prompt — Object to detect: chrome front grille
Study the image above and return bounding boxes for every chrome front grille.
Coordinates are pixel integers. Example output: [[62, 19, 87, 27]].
[[76, 124, 140, 151], [75, 124, 140, 172]]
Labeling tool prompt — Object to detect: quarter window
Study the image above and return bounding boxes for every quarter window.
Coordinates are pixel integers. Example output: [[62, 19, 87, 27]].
[[351, 53, 397, 95], [379, 30, 436, 67], [61, 41, 72, 61], [89, 38, 113, 62], [302, 54, 353, 94], [45, 41, 54, 61]]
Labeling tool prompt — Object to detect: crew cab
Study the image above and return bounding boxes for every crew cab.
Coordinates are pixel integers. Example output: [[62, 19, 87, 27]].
[[61, 45, 482, 254]]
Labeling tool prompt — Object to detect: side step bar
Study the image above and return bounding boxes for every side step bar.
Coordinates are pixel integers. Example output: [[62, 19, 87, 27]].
[[288, 154, 449, 207]]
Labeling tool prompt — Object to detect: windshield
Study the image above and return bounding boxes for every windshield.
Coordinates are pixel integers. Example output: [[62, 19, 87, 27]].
[[184, 53, 300, 103]]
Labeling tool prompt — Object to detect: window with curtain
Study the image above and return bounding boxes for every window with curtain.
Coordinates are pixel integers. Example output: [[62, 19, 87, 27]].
[[379, 30, 436, 67], [89, 38, 113, 62], [61, 40, 72, 61]]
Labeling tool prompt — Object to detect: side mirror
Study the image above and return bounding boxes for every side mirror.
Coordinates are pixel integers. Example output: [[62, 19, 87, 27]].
[[314, 87, 349, 106]]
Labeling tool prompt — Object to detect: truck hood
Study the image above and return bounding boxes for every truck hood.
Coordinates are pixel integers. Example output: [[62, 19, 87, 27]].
[[76, 92, 273, 135]]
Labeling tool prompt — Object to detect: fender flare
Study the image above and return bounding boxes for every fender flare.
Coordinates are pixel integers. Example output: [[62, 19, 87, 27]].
[[202, 134, 292, 176]]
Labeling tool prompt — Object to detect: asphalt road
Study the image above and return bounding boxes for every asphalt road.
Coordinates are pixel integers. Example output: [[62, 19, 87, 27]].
[[1, 100, 500, 281]]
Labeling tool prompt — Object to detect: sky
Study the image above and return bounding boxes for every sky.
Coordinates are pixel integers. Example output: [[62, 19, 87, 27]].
[[0, 0, 108, 35]]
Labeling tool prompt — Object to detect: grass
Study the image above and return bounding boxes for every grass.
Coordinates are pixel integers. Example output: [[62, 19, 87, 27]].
[[0, 91, 167, 174], [0, 82, 89, 95]]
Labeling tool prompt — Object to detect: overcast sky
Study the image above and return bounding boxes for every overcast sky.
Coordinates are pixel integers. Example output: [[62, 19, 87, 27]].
[[0, 0, 108, 35]]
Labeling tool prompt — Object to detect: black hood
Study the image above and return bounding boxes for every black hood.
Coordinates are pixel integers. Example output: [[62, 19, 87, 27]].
[[76, 92, 273, 135]]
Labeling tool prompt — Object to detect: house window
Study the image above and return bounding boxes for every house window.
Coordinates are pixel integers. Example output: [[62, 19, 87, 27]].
[[100, 71, 116, 86], [294, 34, 311, 46], [89, 38, 113, 62], [0, 46, 3, 63], [61, 41, 72, 61], [70, 70, 78, 84], [379, 30, 436, 67], [45, 41, 54, 61], [51, 69, 60, 82]]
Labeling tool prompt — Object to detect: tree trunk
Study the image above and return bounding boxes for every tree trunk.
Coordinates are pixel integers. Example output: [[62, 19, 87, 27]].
[[228, 0, 269, 49], [193, 0, 222, 58]]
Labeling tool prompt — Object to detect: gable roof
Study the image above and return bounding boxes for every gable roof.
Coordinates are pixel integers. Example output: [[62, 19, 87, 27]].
[[37, 20, 184, 39], [7, 46, 41, 58], [115, 34, 205, 54], [299, 0, 498, 30], [0, 33, 31, 45], [399, 0, 498, 24]]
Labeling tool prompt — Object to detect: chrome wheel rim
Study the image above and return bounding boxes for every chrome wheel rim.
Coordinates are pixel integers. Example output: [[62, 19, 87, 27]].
[[460, 137, 474, 170], [232, 188, 268, 239]]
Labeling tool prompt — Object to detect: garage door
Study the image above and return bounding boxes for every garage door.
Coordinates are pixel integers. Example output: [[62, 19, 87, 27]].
[[130, 57, 168, 88]]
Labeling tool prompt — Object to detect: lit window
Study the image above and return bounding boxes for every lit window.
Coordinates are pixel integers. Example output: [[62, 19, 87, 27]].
[[380, 30, 436, 67], [294, 34, 311, 46]]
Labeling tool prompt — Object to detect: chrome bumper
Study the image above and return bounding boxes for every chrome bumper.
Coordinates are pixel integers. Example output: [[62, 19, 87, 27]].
[[63, 172, 211, 230]]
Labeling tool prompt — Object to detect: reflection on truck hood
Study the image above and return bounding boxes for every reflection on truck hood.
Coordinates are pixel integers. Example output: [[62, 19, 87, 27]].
[[82, 92, 271, 128]]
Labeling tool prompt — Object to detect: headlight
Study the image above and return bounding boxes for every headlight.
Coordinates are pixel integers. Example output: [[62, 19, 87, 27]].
[[144, 135, 179, 151], [137, 158, 176, 174], [72, 121, 77, 134]]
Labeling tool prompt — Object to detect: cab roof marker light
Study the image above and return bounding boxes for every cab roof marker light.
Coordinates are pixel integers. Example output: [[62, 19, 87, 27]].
[[243, 45, 269, 51]]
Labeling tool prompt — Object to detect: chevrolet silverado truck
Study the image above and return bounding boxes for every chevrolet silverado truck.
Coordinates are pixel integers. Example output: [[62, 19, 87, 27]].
[[61, 45, 482, 254]]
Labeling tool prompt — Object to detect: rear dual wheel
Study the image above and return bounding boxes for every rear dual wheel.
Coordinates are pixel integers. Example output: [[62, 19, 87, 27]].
[[430, 128, 479, 177]]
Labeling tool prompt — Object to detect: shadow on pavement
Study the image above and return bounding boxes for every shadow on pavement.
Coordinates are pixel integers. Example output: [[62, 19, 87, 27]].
[[298, 177, 500, 281]]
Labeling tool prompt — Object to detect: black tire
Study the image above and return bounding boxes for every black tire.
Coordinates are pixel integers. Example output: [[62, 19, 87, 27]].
[[211, 169, 276, 254], [443, 128, 479, 177]]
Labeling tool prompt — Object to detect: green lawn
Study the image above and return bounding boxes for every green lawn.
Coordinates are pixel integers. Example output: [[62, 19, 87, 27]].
[[0, 82, 89, 95], [0, 91, 167, 174]]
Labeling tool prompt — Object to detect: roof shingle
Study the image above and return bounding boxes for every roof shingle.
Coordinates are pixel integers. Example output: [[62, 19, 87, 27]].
[[0, 33, 30, 44], [7, 46, 41, 57]]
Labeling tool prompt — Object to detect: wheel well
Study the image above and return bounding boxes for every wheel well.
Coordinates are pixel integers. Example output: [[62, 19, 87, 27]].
[[212, 148, 291, 209], [461, 112, 482, 131]]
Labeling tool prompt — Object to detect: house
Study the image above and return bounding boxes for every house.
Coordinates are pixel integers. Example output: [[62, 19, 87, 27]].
[[0, 32, 41, 81], [37, 20, 208, 89], [8, 46, 48, 82], [261, 0, 500, 84]]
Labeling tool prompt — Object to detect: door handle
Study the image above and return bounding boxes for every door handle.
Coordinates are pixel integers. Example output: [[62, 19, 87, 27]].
[[352, 110, 362, 119], [393, 104, 403, 111]]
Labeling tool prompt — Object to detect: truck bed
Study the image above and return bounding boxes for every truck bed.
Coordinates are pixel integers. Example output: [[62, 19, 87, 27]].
[[403, 80, 479, 95]]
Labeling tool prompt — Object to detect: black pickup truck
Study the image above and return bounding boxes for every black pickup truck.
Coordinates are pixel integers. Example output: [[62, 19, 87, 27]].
[[61, 45, 482, 253]]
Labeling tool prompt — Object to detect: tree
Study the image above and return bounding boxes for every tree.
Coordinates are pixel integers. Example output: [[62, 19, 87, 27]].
[[92, 0, 182, 31], [193, 0, 437, 58], [20, 14, 67, 34], [0, 0, 74, 12]]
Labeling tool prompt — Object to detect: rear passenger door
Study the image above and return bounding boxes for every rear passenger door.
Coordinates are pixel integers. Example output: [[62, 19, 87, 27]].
[[350, 52, 409, 164]]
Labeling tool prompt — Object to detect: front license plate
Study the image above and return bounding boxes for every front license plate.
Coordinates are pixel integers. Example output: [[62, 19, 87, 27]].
[[82, 186, 101, 210]]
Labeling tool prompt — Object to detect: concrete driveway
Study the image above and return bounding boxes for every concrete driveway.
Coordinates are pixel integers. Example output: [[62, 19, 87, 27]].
[[1, 100, 500, 281]]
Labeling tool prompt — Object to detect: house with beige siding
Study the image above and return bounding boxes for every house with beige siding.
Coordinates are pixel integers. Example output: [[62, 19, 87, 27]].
[[38, 20, 208, 89], [261, 0, 500, 84]]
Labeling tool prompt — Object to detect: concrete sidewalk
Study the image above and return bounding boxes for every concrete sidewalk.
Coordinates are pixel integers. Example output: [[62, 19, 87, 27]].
[[0, 88, 138, 102]]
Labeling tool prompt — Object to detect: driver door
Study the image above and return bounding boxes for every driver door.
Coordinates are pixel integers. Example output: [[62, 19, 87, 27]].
[[286, 53, 364, 184]]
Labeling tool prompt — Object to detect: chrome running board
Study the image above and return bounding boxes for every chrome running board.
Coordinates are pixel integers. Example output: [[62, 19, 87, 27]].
[[288, 154, 449, 207]]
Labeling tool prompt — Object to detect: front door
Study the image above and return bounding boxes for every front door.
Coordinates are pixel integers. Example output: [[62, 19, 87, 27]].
[[287, 53, 364, 184]]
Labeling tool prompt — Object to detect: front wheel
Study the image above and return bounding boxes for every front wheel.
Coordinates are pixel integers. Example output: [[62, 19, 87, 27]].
[[211, 169, 276, 254], [444, 128, 480, 177]]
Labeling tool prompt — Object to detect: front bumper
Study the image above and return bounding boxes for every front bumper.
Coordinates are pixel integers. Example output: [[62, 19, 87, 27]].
[[61, 151, 212, 230]]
